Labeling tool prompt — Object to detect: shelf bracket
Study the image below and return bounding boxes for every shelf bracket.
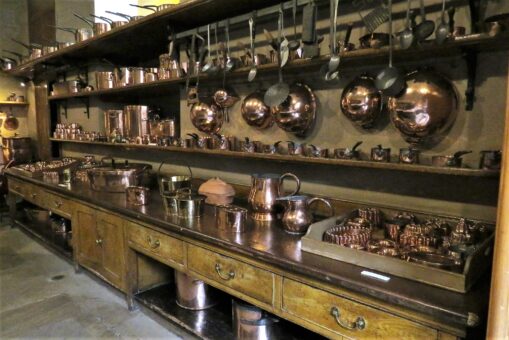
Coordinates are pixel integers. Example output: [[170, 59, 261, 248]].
[[78, 97, 90, 119], [464, 51, 477, 111], [60, 100, 68, 119], [468, 0, 481, 34]]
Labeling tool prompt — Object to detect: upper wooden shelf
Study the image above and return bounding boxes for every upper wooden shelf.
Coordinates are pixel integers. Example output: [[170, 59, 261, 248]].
[[50, 138, 500, 178], [5, 0, 282, 78], [45, 33, 509, 101], [0, 101, 28, 106]]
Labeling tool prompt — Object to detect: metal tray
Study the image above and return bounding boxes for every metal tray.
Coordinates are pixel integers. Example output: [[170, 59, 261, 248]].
[[302, 216, 494, 293]]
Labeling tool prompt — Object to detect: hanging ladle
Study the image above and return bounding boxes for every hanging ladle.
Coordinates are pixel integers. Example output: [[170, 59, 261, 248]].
[[326, 0, 340, 77], [415, 0, 435, 42], [375, 0, 405, 97], [435, 0, 449, 44], [248, 13, 257, 82], [264, 9, 290, 107], [288, 0, 300, 51], [224, 19, 235, 72], [399, 0, 414, 49], [201, 24, 214, 73]]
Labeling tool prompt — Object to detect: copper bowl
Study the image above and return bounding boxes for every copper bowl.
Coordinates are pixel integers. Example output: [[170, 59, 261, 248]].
[[271, 83, 316, 137], [341, 75, 383, 128], [189, 100, 224, 134], [241, 91, 273, 129], [389, 70, 459, 145]]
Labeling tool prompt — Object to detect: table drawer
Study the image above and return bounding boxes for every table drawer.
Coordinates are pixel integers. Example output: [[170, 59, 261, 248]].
[[127, 222, 184, 267], [43, 191, 72, 218], [8, 178, 27, 197], [24, 186, 43, 205], [187, 244, 275, 306], [282, 278, 437, 339]]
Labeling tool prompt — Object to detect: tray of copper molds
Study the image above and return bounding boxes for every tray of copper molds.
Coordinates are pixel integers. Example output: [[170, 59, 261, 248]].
[[303, 207, 494, 293], [9, 158, 81, 178]]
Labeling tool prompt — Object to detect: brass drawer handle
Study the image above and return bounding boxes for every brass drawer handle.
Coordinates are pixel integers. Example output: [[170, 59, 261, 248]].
[[215, 263, 235, 281], [31, 193, 37, 199], [95, 239, 103, 246], [14, 186, 20, 191], [54, 201, 63, 208], [146, 235, 160, 249], [330, 306, 366, 331]]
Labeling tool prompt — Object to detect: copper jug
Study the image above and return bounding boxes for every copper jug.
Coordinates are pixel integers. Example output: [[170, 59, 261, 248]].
[[277, 195, 334, 234], [248, 173, 300, 221]]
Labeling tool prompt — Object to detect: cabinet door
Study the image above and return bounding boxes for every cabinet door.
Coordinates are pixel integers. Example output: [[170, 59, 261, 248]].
[[74, 204, 100, 270], [96, 211, 126, 291]]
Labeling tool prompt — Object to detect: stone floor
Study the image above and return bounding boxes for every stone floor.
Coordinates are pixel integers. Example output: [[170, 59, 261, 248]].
[[0, 218, 194, 339]]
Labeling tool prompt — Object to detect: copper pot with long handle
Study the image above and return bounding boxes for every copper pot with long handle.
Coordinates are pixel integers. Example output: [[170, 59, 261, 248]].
[[248, 173, 301, 221]]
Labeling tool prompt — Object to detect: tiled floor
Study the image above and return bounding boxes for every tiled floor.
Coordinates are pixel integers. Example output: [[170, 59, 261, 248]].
[[0, 219, 194, 339]]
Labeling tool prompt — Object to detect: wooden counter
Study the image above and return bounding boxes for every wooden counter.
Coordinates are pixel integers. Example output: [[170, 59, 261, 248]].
[[6, 171, 488, 339]]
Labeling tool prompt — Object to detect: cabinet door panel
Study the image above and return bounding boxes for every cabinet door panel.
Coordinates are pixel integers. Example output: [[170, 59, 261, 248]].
[[74, 205, 100, 270], [97, 212, 126, 291]]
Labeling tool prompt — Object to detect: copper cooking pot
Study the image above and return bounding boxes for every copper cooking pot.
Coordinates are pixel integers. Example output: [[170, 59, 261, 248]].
[[271, 83, 316, 137], [389, 70, 459, 145], [241, 90, 273, 129], [341, 75, 384, 128]]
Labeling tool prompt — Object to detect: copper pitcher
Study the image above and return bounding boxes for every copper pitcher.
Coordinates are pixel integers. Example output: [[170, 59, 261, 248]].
[[277, 195, 334, 234], [248, 173, 300, 221]]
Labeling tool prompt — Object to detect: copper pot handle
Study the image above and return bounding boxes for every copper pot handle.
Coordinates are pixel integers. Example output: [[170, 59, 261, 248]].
[[308, 197, 334, 217], [330, 306, 366, 331], [279, 172, 300, 196]]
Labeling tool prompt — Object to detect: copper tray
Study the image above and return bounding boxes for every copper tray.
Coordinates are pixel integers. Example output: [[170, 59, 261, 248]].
[[302, 215, 494, 293]]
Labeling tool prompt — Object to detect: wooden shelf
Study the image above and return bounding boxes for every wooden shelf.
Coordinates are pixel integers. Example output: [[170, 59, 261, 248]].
[[50, 138, 500, 178], [45, 33, 509, 101], [135, 283, 322, 340], [0, 101, 28, 106], [14, 218, 73, 261], [5, 0, 284, 78]]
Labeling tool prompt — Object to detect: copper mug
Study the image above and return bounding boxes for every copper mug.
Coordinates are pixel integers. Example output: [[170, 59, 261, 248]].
[[371, 145, 391, 162], [126, 186, 150, 205]]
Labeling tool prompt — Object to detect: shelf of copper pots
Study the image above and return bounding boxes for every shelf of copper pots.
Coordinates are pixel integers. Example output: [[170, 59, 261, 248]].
[[49, 138, 500, 178], [45, 32, 509, 101], [6, 0, 284, 78]]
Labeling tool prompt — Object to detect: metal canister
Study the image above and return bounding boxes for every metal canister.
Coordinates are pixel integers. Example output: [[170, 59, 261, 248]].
[[95, 71, 116, 90], [216, 205, 247, 233], [123, 105, 151, 138], [176, 193, 206, 219], [175, 271, 217, 310], [104, 110, 125, 137], [126, 186, 150, 206], [131, 67, 145, 85], [232, 299, 279, 340]]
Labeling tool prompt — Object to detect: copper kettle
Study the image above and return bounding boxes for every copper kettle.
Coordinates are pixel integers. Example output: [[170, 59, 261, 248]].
[[248, 173, 300, 221]]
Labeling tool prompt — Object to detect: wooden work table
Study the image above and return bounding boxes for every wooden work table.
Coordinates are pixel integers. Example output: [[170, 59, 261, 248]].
[[6, 171, 489, 339]]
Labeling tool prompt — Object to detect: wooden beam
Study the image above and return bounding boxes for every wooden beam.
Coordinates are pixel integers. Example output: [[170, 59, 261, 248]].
[[487, 58, 509, 339]]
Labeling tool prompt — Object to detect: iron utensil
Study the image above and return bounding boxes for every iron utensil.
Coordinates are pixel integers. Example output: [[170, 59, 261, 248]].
[[375, 0, 405, 96], [415, 0, 435, 42], [288, 0, 300, 51], [435, 0, 448, 44], [248, 14, 257, 82], [264, 10, 290, 107], [399, 0, 414, 49]]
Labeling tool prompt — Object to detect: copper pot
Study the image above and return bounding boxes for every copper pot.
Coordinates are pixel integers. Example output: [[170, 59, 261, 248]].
[[389, 70, 459, 145], [271, 83, 316, 137], [241, 90, 273, 129], [189, 99, 224, 134], [341, 75, 383, 128]]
